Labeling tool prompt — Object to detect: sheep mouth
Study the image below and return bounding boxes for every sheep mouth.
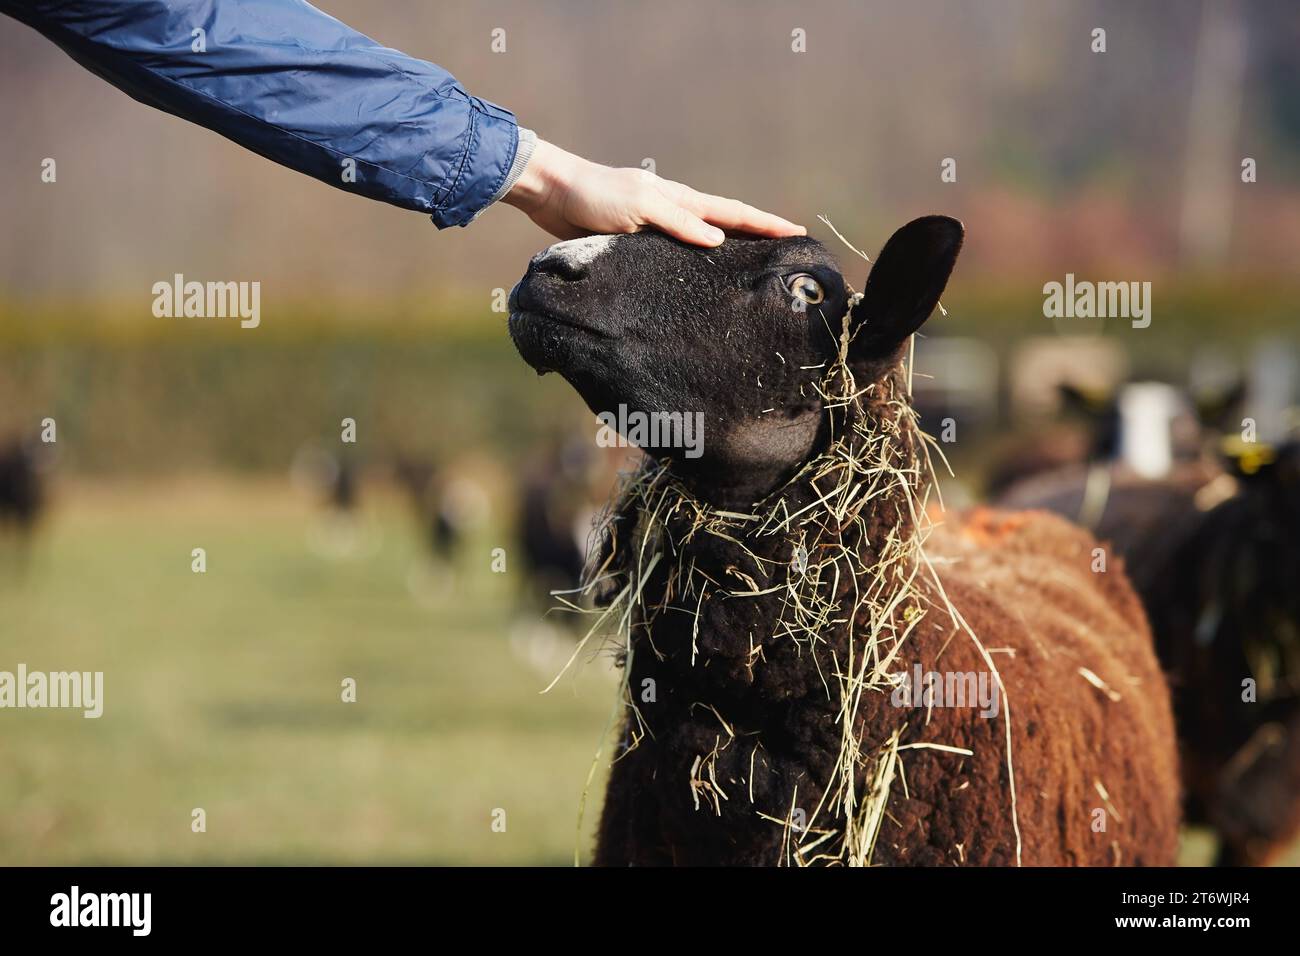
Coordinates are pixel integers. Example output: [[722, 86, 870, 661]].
[[508, 280, 609, 337], [509, 306, 608, 339], [509, 306, 608, 380]]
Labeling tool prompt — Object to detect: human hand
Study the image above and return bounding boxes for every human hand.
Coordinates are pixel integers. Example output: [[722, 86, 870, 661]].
[[502, 139, 805, 247]]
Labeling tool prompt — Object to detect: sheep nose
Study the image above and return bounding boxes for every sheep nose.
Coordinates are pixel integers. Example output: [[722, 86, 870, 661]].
[[529, 235, 619, 282], [530, 248, 587, 282]]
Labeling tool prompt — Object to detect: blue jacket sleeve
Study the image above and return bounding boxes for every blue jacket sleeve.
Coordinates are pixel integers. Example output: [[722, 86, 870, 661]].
[[0, 0, 530, 227]]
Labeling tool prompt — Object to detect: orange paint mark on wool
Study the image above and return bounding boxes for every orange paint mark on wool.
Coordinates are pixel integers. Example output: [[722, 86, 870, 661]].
[[959, 507, 1030, 546]]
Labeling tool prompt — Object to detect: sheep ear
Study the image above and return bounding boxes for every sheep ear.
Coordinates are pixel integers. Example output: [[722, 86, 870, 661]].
[[1058, 382, 1111, 418], [849, 216, 963, 358]]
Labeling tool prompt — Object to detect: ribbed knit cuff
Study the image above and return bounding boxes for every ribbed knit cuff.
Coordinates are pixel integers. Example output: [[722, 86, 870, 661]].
[[481, 126, 537, 215]]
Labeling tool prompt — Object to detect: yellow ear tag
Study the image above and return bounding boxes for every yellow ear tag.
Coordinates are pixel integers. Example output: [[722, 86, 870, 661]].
[[1219, 435, 1277, 475]]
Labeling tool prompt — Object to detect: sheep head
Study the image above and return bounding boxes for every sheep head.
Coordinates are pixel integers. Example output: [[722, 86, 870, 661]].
[[509, 215, 963, 506]]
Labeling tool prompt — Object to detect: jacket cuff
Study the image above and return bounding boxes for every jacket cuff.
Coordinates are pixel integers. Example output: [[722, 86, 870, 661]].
[[491, 128, 537, 206], [429, 99, 523, 229]]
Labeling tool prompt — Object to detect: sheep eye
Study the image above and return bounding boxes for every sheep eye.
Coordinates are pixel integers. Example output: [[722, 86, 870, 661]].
[[785, 273, 824, 305]]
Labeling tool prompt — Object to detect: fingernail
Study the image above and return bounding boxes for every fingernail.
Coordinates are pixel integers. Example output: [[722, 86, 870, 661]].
[[705, 227, 725, 244]]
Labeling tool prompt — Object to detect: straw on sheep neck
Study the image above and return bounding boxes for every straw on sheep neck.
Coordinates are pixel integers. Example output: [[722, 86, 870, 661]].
[[557, 304, 1018, 866]]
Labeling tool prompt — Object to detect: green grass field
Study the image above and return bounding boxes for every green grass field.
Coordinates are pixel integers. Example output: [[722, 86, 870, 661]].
[[0, 478, 615, 865], [0, 477, 1292, 866]]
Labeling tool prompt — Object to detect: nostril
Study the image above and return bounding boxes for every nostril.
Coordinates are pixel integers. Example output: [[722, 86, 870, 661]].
[[531, 252, 587, 282], [530, 235, 619, 283]]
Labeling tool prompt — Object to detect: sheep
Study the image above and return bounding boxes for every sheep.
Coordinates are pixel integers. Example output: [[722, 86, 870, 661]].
[[512, 437, 633, 619], [508, 219, 1181, 866], [516, 439, 594, 609], [984, 380, 1215, 501], [392, 455, 462, 563], [0, 435, 47, 569], [999, 440, 1300, 865], [984, 379, 1243, 501]]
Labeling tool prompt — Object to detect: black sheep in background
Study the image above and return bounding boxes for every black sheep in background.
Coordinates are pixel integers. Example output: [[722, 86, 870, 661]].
[[392, 455, 493, 570], [983, 380, 1237, 500], [0, 436, 48, 567], [515, 438, 604, 613], [506, 438, 637, 678], [1140, 442, 1300, 866], [288, 442, 374, 560], [999, 440, 1300, 865], [393, 456, 461, 564], [519, 477, 584, 601], [290, 442, 362, 516], [329, 456, 358, 514]]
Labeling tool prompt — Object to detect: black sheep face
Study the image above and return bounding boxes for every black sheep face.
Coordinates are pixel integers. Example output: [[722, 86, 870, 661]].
[[509, 216, 963, 505]]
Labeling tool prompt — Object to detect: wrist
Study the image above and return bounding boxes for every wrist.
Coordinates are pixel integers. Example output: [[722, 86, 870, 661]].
[[503, 138, 577, 213]]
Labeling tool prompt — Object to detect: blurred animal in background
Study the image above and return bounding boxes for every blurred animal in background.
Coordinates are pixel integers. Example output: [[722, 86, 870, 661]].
[[504, 435, 631, 680], [393, 456, 460, 564], [983, 338, 1125, 499], [1149, 439, 1300, 866], [516, 436, 627, 614], [388, 453, 491, 607], [909, 336, 999, 443], [0, 435, 50, 568], [998, 406, 1300, 864], [518, 471, 583, 606], [328, 457, 359, 514], [505, 439, 594, 676], [288, 441, 372, 558], [984, 379, 1228, 501], [990, 376, 1243, 564], [290, 442, 361, 514]]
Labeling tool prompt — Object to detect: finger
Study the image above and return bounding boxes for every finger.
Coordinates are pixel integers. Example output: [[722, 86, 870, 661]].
[[669, 184, 805, 238], [640, 192, 725, 246]]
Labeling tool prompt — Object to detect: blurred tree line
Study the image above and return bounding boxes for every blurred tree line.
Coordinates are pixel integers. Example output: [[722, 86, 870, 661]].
[[1, 0, 1299, 304]]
